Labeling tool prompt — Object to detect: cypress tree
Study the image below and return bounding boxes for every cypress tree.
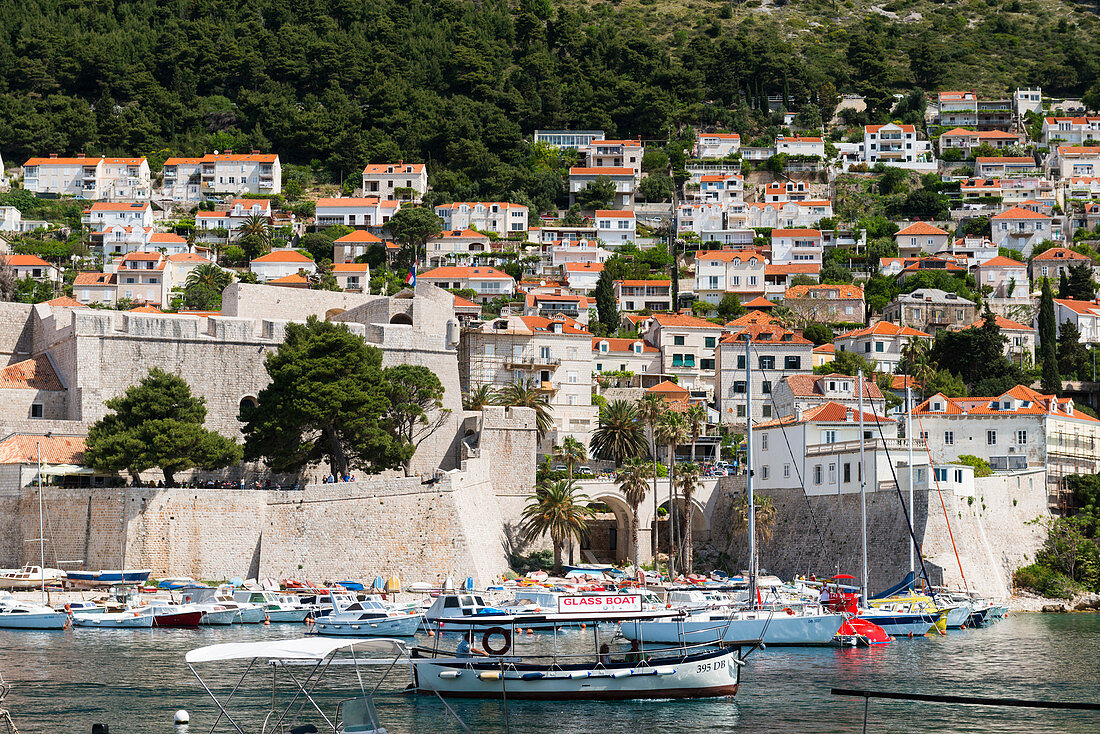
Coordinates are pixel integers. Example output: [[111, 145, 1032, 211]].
[[594, 269, 619, 335], [1039, 278, 1062, 395], [1058, 269, 1070, 299]]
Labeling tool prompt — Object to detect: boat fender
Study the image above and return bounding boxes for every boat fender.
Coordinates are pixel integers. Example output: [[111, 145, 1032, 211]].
[[64, 604, 71, 614], [438, 670, 461, 679], [567, 671, 589, 679], [482, 627, 512, 655], [477, 671, 501, 681], [610, 669, 631, 678], [783, 608, 795, 616], [654, 667, 676, 676], [520, 672, 543, 680]]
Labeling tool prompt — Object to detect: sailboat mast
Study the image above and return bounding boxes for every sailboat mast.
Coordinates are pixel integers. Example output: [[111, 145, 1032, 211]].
[[907, 385, 915, 577], [744, 333, 756, 609], [857, 370, 868, 603], [37, 441, 45, 604]]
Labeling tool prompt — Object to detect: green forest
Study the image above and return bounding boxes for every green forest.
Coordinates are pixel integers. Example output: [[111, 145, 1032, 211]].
[[1, 0, 1099, 210]]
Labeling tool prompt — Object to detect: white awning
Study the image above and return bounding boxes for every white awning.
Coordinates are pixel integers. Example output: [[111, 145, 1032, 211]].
[[185, 636, 407, 664]]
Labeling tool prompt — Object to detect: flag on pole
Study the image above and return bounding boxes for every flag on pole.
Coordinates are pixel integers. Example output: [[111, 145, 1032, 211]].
[[405, 264, 416, 287]]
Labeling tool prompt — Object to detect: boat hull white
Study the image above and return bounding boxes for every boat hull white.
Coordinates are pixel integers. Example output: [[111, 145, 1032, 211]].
[[412, 647, 742, 700], [265, 608, 312, 623], [620, 612, 845, 646], [73, 612, 154, 628], [857, 611, 937, 636], [313, 614, 423, 637], [199, 608, 240, 626], [941, 605, 972, 629], [0, 610, 69, 629]]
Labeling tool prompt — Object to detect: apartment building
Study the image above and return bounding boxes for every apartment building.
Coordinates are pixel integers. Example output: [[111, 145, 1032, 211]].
[[564, 262, 604, 293], [434, 202, 529, 237], [249, 249, 318, 282], [594, 210, 636, 244], [533, 130, 605, 149], [1049, 147, 1100, 179], [546, 238, 611, 269], [418, 265, 514, 302], [693, 248, 767, 304], [643, 313, 725, 399], [332, 263, 371, 292], [714, 324, 814, 425], [8, 255, 60, 284], [775, 135, 825, 158], [938, 128, 1024, 155], [82, 201, 153, 231], [783, 284, 865, 324], [314, 197, 400, 228], [974, 256, 1029, 303], [882, 289, 978, 335], [162, 153, 280, 201], [862, 124, 935, 168], [695, 133, 741, 159], [744, 200, 833, 230], [691, 174, 744, 204], [361, 162, 428, 201], [23, 155, 151, 200], [1041, 116, 1100, 146], [991, 206, 1054, 257], [195, 199, 274, 241], [974, 157, 1039, 177], [592, 337, 663, 385], [914, 385, 1100, 494], [614, 280, 673, 312], [73, 272, 118, 305], [580, 139, 644, 177], [459, 314, 596, 453], [752, 402, 924, 497], [568, 167, 635, 208], [834, 321, 932, 373], [113, 252, 168, 305], [524, 291, 593, 324], [770, 228, 823, 265], [935, 91, 1013, 131], [1049, 299, 1100, 344], [425, 229, 493, 268]]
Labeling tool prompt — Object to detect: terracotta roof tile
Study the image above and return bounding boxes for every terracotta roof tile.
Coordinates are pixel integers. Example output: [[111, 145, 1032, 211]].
[[0, 434, 85, 465], [0, 356, 63, 390]]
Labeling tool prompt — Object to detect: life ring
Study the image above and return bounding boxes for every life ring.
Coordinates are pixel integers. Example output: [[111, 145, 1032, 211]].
[[783, 607, 795, 616], [482, 627, 512, 656]]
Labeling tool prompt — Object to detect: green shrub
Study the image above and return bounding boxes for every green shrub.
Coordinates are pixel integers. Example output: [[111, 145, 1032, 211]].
[[1013, 563, 1080, 599]]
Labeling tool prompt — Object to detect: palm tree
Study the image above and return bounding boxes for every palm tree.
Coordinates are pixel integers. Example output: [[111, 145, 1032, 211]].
[[676, 463, 701, 574], [493, 378, 553, 440], [589, 399, 646, 467], [616, 458, 651, 568], [520, 479, 596, 575], [462, 385, 493, 411], [636, 393, 664, 559], [655, 411, 688, 576], [235, 213, 272, 261], [685, 403, 707, 462], [185, 263, 232, 292], [731, 493, 778, 554], [553, 436, 587, 483]]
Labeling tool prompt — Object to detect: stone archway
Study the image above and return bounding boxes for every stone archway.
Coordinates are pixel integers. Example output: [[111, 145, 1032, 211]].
[[324, 308, 345, 321], [389, 312, 413, 325], [580, 493, 634, 565], [656, 497, 709, 561]]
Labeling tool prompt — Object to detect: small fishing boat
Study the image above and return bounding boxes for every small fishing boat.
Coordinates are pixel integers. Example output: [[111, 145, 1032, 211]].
[[178, 586, 266, 624], [158, 577, 201, 590], [72, 610, 155, 628], [413, 604, 757, 700], [64, 569, 152, 589], [233, 589, 313, 623], [423, 591, 507, 625], [0, 566, 65, 590], [142, 601, 205, 628], [311, 593, 423, 637], [0, 593, 68, 629]]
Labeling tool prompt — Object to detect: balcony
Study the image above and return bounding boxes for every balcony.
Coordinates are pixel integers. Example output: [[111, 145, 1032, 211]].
[[504, 354, 561, 369], [534, 381, 560, 394], [805, 437, 927, 456]]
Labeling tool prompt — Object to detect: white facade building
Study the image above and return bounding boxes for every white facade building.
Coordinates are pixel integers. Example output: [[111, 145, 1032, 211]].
[[23, 155, 151, 200], [435, 202, 529, 237], [594, 210, 636, 244], [362, 162, 427, 201], [315, 197, 400, 228]]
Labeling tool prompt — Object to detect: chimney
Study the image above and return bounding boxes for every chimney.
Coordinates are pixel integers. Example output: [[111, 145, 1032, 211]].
[[225, 149, 232, 155], [77, 153, 85, 159], [252, 149, 260, 154], [49, 153, 57, 158]]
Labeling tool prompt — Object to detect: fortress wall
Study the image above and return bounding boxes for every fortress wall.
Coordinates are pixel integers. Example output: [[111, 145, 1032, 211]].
[[221, 283, 379, 321]]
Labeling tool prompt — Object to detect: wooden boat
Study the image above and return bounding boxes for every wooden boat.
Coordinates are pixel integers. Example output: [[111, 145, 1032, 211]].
[[0, 566, 65, 590], [64, 569, 151, 589]]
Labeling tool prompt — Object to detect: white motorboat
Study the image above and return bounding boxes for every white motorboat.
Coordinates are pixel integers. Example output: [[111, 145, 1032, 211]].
[[178, 587, 266, 624], [198, 605, 242, 626], [413, 606, 757, 700], [72, 610, 155, 628], [423, 591, 508, 626], [0, 566, 65, 590], [0, 593, 69, 630], [233, 589, 313, 623], [619, 607, 846, 646], [312, 594, 423, 637]]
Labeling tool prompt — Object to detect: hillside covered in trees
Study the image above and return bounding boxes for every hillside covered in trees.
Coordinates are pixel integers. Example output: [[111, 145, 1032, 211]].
[[1, 0, 1099, 209]]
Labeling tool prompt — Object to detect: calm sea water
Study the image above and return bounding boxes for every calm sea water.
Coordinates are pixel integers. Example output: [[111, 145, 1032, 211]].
[[1, 613, 1098, 733]]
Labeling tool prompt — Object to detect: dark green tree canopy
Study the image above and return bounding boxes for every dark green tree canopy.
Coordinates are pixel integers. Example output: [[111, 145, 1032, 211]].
[[388, 207, 443, 266], [85, 368, 242, 483], [240, 316, 405, 477], [593, 269, 619, 335], [382, 364, 449, 474]]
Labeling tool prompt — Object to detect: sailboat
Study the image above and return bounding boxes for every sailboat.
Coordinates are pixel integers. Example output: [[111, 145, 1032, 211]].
[[622, 334, 845, 647]]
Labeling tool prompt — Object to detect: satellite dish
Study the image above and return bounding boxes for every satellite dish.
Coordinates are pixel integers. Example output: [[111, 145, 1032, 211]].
[[213, 150, 220, 155]]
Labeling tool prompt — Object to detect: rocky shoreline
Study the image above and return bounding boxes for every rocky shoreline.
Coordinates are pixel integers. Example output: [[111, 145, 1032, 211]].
[[1009, 590, 1100, 613]]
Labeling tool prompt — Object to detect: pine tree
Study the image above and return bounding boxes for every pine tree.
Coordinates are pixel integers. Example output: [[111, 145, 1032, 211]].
[[594, 269, 619, 334]]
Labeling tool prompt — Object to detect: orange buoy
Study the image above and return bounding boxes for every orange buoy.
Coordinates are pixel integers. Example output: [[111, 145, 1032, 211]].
[[427, 629, 435, 637], [526, 628, 534, 635], [581, 623, 586, 629]]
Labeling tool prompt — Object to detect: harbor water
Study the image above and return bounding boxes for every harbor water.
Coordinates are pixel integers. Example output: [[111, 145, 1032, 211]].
[[1, 612, 1098, 733]]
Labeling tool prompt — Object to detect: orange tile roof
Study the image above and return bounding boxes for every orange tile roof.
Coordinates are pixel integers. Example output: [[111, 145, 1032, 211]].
[[0, 434, 85, 465], [785, 284, 863, 299], [129, 306, 163, 313], [700, 133, 740, 139], [420, 266, 512, 280], [647, 380, 689, 395], [593, 337, 659, 353], [0, 356, 63, 390], [838, 321, 931, 339], [895, 222, 949, 236], [73, 272, 115, 286], [86, 202, 151, 212], [992, 206, 1050, 220], [24, 156, 100, 166], [1032, 247, 1090, 261], [162, 157, 204, 166], [766, 263, 820, 275], [1053, 298, 1100, 315], [335, 230, 382, 243], [166, 253, 211, 263], [252, 250, 314, 264], [779, 374, 883, 400], [866, 124, 915, 133], [756, 401, 894, 428], [332, 263, 371, 272], [889, 374, 921, 390], [149, 233, 186, 243], [725, 311, 779, 327], [616, 279, 671, 287], [44, 296, 87, 308], [268, 272, 311, 285], [814, 343, 836, 354], [1057, 146, 1100, 155], [771, 228, 822, 237], [453, 294, 481, 310], [914, 385, 1098, 422], [978, 255, 1027, 268], [564, 262, 604, 272], [594, 210, 635, 218], [743, 297, 775, 309], [201, 153, 278, 163], [7, 255, 52, 268], [696, 250, 764, 263], [650, 313, 724, 329], [363, 163, 425, 174], [721, 324, 812, 345], [518, 315, 590, 335]]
